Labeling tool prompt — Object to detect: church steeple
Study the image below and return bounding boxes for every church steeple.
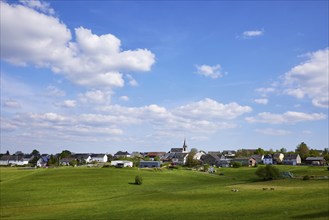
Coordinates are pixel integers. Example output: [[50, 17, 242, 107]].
[[182, 138, 188, 153]]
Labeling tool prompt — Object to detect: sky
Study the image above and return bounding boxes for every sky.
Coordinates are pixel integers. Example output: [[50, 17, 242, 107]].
[[1, 0, 328, 154]]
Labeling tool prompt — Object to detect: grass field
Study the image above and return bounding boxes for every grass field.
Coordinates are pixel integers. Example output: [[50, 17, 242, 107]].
[[1, 165, 328, 219]]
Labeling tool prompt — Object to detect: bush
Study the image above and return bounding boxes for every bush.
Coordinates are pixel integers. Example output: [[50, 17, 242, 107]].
[[135, 175, 143, 185], [203, 164, 210, 172], [303, 175, 310, 180], [255, 165, 280, 180], [232, 162, 241, 168]]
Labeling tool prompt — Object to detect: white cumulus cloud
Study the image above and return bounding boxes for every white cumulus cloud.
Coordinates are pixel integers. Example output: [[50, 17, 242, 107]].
[[245, 111, 326, 124], [282, 48, 329, 108], [0, 1, 155, 88], [239, 29, 264, 39], [196, 64, 225, 79], [254, 98, 268, 105]]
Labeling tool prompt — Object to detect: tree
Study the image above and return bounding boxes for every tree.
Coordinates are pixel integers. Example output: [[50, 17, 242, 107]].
[[60, 150, 72, 159], [308, 149, 320, 157], [154, 156, 160, 161], [255, 148, 265, 155], [190, 148, 198, 154], [31, 149, 40, 156], [255, 165, 280, 180], [5, 150, 10, 155], [279, 148, 287, 154], [295, 142, 310, 160], [186, 152, 199, 167]]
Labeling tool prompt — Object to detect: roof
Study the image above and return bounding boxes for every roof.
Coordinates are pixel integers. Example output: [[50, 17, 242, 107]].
[[222, 150, 236, 154], [170, 148, 183, 153], [146, 152, 166, 157], [60, 157, 76, 163], [284, 154, 300, 160], [203, 154, 220, 161], [114, 151, 130, 156], [263, 154, 273, 159], [74, 154, 91, 159], [305, 157, 325, 161], [140, 161, 161, 165], [172, 153, 188, 160], [91, 154, 106, 158]]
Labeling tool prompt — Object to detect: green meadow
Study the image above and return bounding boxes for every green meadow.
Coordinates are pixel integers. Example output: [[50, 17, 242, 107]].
[[1, 166, 328, 220]]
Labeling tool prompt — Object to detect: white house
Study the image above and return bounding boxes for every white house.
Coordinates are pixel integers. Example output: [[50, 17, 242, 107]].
[[110, 160, 133, 167], [283, 154, 301, 165], [90, 154, 108, 163], [172, 153, 188, 165], [193, 151, 206, 160]]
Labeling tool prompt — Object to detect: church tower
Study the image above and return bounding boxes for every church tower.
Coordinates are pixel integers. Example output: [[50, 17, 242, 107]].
[[182, 138, 188, 153]]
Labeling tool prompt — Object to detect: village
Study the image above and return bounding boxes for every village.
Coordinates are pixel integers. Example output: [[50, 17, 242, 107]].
[[1, 140, 328, 169]]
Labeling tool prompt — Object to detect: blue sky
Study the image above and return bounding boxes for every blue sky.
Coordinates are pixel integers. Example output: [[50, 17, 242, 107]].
[[1, 0, 328, 154]]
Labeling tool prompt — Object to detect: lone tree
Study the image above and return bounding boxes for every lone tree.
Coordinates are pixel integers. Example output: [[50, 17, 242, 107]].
[[255, 165, 280, 180], [295, 142, 310, 160]]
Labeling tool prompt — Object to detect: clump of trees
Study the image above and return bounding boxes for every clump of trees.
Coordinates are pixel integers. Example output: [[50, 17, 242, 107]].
[[255, 165, 280, 180]]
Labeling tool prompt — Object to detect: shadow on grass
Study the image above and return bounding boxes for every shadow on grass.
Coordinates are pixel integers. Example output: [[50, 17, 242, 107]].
[[290, 211, 329, 219]]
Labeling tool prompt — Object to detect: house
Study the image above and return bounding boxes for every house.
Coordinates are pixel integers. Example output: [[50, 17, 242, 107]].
[[218, 155, 231, 167], [193, 151, 206, 160], [283, 154, 301, 165], [111, 160, 133, 167], [251, 154, 264, 164], [37, 155, 50, 167], [130, 152, 143, 158], [0, 155, 11, 165], [146, 152, 166, 161], [139, 161, 161, 168], [74, 154, 92, 163], [263, 154, 273, 165], [202, 154, 220, 167], [172, 153, 188, 165], [90, 154, 108, 163], [60, 157, 76, 166], [273, 153, 284, 164], [232, 157, 256, 167], [222, 150, 236, 158], [208, 151, 221, 156], [114, 151, 131, 158], [161, 152, 176, 163], [305, 157, 327, 166], [170, 139, 188, 153], [0, 155, 34, 166]]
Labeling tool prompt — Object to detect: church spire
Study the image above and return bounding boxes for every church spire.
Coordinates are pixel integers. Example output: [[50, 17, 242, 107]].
[[182, 138, 187, 153]]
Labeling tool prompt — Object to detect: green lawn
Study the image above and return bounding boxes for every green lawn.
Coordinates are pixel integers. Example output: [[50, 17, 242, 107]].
[[1, 165, 328, 219]]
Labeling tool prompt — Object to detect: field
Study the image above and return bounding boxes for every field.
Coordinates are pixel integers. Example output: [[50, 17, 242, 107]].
[[1, 165, 328, 220]]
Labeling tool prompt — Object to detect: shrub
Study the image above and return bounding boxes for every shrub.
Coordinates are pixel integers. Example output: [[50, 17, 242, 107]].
[[255, 165, 280, 180], [232, 162, 241, 168], [303, 175, 310, 180], [135, 175, 143, 185], [203, 164, 210, 172]]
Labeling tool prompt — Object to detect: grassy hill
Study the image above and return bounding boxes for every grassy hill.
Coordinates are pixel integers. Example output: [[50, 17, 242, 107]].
[[1, 165, 328, 219]]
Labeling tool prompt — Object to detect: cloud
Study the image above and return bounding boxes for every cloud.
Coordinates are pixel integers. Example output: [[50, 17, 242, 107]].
[[79, 90, 111, 104], [175, 98, 252, 120], [239, 29, 264, 39], [255, 128, 291, 136], [0, 1, 155, 88], [46, 86, 66, 97], [19, 0, 55, 15], [195, 64, 225, 79], [2, 100, 21, 108], [58, 100, 77, 108], [126, 74, 139, 86], [245, 111, 326, 124], [282, 48, 329, 108], [254, 98, 268, 105], [255, 87, 275, 97], [120, 96, 129, 101]]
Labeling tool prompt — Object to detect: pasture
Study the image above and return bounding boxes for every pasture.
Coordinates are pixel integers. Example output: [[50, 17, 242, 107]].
[[0, 165, 328, 219]]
